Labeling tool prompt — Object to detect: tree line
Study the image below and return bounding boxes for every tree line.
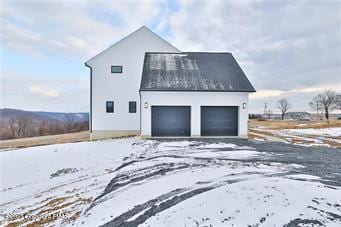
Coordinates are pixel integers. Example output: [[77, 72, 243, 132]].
[[265, 90, 340, 121], [0, 115, 89, 140]]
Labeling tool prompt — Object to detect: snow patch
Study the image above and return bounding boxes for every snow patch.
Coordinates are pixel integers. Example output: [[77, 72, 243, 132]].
[[198, 143, 237, 149], [287, 174, 321, 180], [284, 127, 341, 137]]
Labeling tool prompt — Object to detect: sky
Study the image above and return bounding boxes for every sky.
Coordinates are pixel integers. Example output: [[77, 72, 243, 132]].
[[1, 0, 340, 113]]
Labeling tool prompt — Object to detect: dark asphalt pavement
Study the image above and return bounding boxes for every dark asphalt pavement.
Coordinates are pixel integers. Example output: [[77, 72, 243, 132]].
[[156, 138, 341, 187]]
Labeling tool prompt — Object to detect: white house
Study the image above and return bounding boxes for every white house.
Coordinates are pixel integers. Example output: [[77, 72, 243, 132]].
[[85, 26, 255, 139]]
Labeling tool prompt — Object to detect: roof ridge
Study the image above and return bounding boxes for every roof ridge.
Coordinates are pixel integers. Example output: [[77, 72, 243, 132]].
[[145, 52, 232, 54], [186, 52, 231, 54]]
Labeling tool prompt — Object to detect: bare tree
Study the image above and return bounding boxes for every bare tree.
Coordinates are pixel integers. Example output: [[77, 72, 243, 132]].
[[309, 90, 338, 121], [336, 95, 341, 110], [0, 121, 13, 140], [38, 120, 50, 136], [9, 118, 18, 138], [64, 115, 75, 133], [277, 98, 291, 120], [18, 115, 31, 137]]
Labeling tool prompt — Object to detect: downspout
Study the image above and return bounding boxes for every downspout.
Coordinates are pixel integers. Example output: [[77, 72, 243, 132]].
[[84, 63, 93, 138], [139, 90, 141, 136]]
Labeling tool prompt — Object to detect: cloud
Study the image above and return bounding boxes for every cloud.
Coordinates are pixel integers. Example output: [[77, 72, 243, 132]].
[[166, 0, 341, 112], [167, 0, 341, 90], [250, 90, 285, 99], [0, 0, 162, 58], [1, 0, 341, 113], [251, 83, 341, 100], [28, 85, 59, 97], [290, 84, 341, 94], [1, 22, 43, 57], [0, 0, 165, 112], [1, 71, 89, 112]]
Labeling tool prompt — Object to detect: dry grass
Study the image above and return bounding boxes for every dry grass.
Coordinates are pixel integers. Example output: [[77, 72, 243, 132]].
[[250, 119, 341, 148], [250, 119, 341, 130], [249, 129, 291, 142], [4, 196, 93, 227], [322, 139, 341, 148], [248, 132, 267, 140], [0, 131, 90, 150]]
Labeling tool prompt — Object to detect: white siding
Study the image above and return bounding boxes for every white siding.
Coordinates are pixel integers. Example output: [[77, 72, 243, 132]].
[[140, 91, 250, 137], [86, 27, 179, 131]]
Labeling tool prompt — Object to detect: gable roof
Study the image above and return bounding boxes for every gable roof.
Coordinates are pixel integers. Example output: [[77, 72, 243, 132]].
[[140, 52, 256, 92], [85, 26, 180, 65]]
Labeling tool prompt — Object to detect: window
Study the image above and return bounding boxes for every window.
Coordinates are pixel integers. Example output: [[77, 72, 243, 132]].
[[129, 101, 136, 113], [106, 101, 114, 113], [111, 66, 122, 73]]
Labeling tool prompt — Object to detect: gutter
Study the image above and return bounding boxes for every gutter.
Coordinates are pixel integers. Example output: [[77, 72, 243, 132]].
[[84, 63, 93, 133], [138, 89, 256, 92]]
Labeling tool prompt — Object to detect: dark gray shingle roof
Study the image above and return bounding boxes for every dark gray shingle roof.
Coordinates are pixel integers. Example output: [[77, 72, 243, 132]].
[[140, 52, 256, 92]]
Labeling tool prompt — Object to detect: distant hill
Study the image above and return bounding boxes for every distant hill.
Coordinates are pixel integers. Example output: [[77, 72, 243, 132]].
[[0, 108, 89, 124], [0, 108, 89, 140]]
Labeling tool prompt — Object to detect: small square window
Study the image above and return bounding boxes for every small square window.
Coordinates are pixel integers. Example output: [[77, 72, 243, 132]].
[[129, 101, 136, 113], [111, 66, 122, 73], [106, 101, 114, 113]]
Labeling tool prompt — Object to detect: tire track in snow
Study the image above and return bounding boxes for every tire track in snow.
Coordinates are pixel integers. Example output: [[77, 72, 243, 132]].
[[87, 162, 206, 211], [100, 173, 289, 227]]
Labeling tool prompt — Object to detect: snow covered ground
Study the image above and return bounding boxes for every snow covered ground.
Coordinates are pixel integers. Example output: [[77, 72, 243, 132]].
[[267, 127, 341, 147], [285, 127, 341, 137], [0, 138, 340, 226]]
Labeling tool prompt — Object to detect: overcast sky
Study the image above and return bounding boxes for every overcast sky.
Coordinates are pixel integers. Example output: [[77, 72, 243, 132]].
[[1, 0, 340, 113]]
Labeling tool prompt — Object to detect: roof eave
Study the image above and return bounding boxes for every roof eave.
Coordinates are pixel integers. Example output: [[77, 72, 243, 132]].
[[139, 89, 256, 92]]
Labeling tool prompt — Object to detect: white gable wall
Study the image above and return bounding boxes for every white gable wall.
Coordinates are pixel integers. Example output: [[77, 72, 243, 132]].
[[140, 91, 250, 137], [86, 27, 179, 134]]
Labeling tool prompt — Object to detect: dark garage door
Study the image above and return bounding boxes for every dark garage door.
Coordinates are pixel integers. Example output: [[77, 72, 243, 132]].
[[152, 106, 191, 137], [201, 106, 238, 136]]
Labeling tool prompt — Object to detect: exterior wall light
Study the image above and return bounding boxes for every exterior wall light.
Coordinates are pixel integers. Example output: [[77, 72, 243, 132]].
[[144, 102, 148, 109], [242, 103, 246, 109]]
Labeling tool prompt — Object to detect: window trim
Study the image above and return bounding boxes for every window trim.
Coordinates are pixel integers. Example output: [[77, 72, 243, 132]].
[[111, 65, 123, 74], [129, 101, 137, 113], [106, 101, 114, 113]]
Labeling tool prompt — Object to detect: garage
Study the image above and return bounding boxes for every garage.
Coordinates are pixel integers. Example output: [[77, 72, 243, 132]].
[[151, 106, 191, 137], [201, 106, 238, 136]]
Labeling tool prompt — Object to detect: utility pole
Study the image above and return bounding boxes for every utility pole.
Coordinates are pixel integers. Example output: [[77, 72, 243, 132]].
[[267, 109, 271, 120], [263, 102, 267, 116]]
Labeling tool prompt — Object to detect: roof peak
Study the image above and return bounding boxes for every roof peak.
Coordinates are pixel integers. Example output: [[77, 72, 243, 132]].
[[85, 26, 179, 64]]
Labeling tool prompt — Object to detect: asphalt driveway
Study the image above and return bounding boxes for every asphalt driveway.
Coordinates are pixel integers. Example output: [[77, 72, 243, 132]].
[[94, 138, 341, 226], [168, 138, 341, 187]]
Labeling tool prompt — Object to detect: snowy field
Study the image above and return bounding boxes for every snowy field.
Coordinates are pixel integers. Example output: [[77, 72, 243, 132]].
[[267, 127, 341, 147], [1, 138, 341, 226], [251, 126, 341, 147]]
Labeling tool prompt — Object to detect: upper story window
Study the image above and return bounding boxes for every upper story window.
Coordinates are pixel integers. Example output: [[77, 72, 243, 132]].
[[129, 101, 137, 113], [106, 101, 114, 113], [111, 66, 122, 73]]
